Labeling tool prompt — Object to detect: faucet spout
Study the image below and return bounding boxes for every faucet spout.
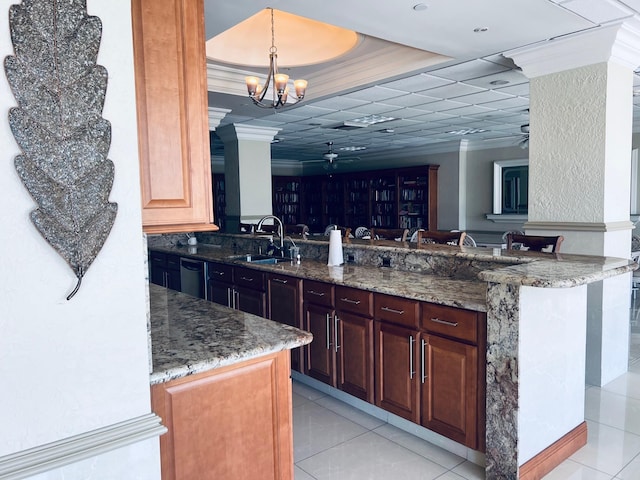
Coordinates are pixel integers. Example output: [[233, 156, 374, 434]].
[[256, 215, 284, 257]]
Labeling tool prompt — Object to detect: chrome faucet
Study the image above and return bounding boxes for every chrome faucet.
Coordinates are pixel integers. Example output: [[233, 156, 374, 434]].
[[256, 215, 284, 257]]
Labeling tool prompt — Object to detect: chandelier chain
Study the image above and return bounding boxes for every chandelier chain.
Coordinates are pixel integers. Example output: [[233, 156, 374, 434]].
[[270, 8, 277, 54]]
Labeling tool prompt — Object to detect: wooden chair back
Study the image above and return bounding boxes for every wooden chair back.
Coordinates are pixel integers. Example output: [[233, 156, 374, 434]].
[[284, 224, 309, 237], [506, 233, 564, 253], [370, 228, 409, 242], [238, 222, 255, 234], [416, 230, 466, 246]]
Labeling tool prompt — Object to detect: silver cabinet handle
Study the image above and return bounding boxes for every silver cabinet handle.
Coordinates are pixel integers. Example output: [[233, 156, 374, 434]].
[[421, 338, 427, 384], [211, 270, 225, 276], [334, 315, 340, 353], [325, 313, 331, 350], [227, 287, 232, 308], [430, 317, 458, 327], [307, 290, 325, 297], [273, 278, 288, 284], [240, 276, 254, 282], [409, 335, 415, 379], [381, 306, 404, 315], [340, 297, 361, 305]]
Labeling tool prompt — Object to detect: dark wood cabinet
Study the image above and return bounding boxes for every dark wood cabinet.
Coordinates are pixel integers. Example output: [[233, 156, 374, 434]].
[[420, 302, 485, 450], [335, 286, 374, 402], [420, 334, 478, 447], [207, 262, 266, 316], [303, 280, 336, 386], [150, 251, 181, 291], [374, 320, 420, 423], [268, 273, 303, 372]]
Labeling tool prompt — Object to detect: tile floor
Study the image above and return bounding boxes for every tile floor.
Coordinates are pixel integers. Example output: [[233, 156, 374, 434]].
[[292, 311, 640, 479]]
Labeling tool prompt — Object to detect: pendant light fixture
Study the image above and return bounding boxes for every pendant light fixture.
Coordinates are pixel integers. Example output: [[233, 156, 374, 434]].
[[245, 8, 308, 109]]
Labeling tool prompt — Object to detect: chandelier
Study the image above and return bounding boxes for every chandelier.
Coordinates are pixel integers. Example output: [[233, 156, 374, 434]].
[[245, 8, 308, 109]]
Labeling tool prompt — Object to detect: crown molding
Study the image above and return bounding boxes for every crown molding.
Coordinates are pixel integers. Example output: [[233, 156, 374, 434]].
[[208, 107, 231, 130], [216, 123, 280, 143], [524, 221, 634, 232], [206, 39, 451, 102], [505, 19, 640, 78]]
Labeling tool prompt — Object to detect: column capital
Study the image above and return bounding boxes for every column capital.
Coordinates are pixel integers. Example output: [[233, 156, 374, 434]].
[[216, 123, 280, 143], [505, 18, 640, 78], [208, 107, 231, 131]]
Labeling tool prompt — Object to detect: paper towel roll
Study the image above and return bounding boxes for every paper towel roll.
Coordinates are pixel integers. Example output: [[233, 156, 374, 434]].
[[327, 229, 344, 266]]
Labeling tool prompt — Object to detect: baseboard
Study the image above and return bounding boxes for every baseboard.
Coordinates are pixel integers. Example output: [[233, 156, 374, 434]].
[[0, 413, 166, 480], [519, 421, 588, 480]]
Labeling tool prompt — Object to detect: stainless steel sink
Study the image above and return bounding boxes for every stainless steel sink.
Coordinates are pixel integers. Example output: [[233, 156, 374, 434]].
[[234, 254, 284, 264]]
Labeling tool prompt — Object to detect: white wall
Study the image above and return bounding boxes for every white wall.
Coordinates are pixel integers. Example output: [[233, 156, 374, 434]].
[[0, 0, 160, 477]]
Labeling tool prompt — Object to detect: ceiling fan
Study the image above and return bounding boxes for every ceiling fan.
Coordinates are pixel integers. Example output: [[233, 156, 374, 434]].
[[323, 141, 339, 165], [518, 124, 529, 149]]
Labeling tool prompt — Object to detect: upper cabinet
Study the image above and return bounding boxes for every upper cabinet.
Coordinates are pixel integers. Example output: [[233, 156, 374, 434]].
[[132, 0, 217, 233]]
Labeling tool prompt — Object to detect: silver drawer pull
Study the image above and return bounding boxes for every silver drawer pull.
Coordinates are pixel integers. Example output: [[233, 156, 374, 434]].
[[340, 297, 361, 305], [212, 271, 224, 276], [307, 290, 325, 297], [273, 278, 288, 284], [409, 335, 415, 379], [381, 306, 404, 315], [240, 276, 254, 282], [430, 317, 458, 327]]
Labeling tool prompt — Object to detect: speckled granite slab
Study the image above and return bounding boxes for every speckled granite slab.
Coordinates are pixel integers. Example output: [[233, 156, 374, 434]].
[[150, 285, 312, 384], [149, 244, 489, 312]]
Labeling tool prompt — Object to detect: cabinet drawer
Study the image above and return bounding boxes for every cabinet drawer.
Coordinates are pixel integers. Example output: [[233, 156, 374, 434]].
[[234, 266, 266, 291], [420, 303, 478, 344], [374, 293, 419, 328], [166, 254, 181, 271], [303, 280, 334, 307], [208, 262, 233, 284], [336, 286, 373, 317]]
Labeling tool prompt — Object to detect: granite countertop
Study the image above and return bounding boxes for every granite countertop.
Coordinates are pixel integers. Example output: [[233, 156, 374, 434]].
[[150, 244, 489, 312], [149, 284, 313, 384]]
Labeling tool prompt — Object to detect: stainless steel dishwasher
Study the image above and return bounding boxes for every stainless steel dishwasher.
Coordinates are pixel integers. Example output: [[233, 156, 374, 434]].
[[179, 258, 208, 300]]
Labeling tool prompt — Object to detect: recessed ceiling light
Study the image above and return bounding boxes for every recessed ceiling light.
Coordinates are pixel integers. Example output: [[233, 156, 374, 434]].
[[349, 114, 396, 126], [413, 3, 428, 11], [446, 128, 487, 135], [339, 146, 367, 152], [490, 79, 509, 86], [473, 27, 489, 33]]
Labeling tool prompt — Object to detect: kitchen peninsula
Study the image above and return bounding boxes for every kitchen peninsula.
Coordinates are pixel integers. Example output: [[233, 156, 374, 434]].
[[149, 284, 312, 479], [148, 233, 636, 479]]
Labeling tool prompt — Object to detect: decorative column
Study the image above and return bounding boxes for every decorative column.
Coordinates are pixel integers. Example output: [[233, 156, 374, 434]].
[[506, 21, 640, 388], [216, 124, 279, 233]]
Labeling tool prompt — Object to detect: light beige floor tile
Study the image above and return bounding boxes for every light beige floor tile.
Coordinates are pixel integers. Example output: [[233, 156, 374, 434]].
[[295, 465, 316, 480], [450, 460, 486, 480], [602, 372, 640, 401], [568, 421, 640, 475], [585, 388, 640, 436], [435, 472, 471, 480], [297, 431, 448, 480], [617, 451, 640, 479], [293, 391, 312, 408], [313, 395, 386, 430], [293, 381, 328, 401], [293, 401, 368, 462], [373, 423, 467, 470], [542, 459, 614, 479]]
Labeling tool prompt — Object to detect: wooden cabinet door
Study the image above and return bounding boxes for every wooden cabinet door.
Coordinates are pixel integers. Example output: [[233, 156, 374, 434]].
[[304, 303, 336, 387], [375, 321, 419, 423], [209, 281, 233, 308], [420, 334, 478, 448], [151, 350, 293, 480], [236, 286, 266, 317], [132, 0, 215, 233], [268, 274, 303, 372], [336, 311, 374, 402]]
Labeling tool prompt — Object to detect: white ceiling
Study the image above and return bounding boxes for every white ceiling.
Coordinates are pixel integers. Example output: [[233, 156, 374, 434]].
[[204, 0, 640, 165]]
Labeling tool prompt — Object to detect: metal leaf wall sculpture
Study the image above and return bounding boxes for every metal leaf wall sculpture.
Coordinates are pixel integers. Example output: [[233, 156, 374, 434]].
[[5, 0, 117, 300]]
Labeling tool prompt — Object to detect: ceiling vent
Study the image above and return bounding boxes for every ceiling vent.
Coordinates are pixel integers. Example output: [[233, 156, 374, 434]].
[[329, 121, 369, 131]]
